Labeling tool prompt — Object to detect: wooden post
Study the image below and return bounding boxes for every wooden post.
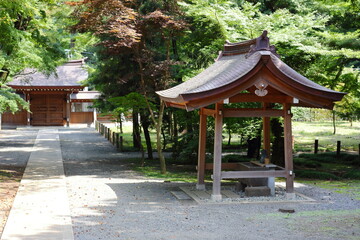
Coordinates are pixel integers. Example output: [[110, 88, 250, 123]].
[[104, 127, 108, 138], [116, 133, 120, 149], [197, 108, 207, 190], [66, 93, 70, 127], [27, 94, 31, 126], [283, 103, 294, 198], [336, 141, 341, 156], [314, 139, 319, 154], [119, 136, 123, 152], [262, 103, 271, 160], [358, 144, 360, 163], [212, 103, 223, 201], [112, 132, 116, 145], [107, 128, 111, 141]]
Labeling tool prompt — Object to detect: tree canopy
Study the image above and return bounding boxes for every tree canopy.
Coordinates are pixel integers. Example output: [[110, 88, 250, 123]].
[[2, 0, 359, 165]]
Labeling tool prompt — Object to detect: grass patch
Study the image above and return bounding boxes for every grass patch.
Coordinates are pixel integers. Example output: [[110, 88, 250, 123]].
[[298, 180, 360, 200], [0, 171, 13, 178], [295, 170, 341, 180], [0, 167, 23, 182], [292, 121, 360, 152], [134, 166, 198, 182]]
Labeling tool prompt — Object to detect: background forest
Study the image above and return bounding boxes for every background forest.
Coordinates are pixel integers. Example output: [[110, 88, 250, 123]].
[[1, 0, 359, 173]]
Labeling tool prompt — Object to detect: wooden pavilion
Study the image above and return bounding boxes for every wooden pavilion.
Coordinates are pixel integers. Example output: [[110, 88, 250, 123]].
[[3, 60, 100, 127], [157, 31, 346, 200]]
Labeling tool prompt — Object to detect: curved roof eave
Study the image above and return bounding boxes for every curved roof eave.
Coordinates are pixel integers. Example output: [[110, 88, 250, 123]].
[[157, 52, 346, 111]]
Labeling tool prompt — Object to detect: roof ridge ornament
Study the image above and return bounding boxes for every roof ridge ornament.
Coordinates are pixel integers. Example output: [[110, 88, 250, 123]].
[[246, 30, 280, 58]]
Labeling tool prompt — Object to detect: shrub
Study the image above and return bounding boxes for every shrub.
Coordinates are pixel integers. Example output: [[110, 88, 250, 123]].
[[343, 170, 360, 179], [223, 154, 254, 163], [294, 158, 322, 168], [298, 152, 357, 164], [295, 170, 340, 180]]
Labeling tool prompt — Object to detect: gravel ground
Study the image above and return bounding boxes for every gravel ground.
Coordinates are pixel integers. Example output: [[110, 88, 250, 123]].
[[59, 128, 360, 240]]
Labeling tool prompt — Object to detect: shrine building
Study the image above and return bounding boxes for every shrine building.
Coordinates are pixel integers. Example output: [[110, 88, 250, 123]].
[[157, 31, 346, 200], [2, 59, 100, 127]]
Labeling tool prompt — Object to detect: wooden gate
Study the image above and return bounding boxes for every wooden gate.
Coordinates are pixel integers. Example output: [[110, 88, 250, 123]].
[[30, 94, 65, 126]]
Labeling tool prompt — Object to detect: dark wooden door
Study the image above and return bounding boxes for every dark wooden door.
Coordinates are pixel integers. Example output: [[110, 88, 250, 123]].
[[30, 94, 65, 126]]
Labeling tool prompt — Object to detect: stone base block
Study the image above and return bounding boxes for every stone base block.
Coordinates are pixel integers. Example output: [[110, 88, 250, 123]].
[[245, 186, 271, 197]]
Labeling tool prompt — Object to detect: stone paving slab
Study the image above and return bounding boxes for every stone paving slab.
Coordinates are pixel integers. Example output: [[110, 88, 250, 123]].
[[1, 129, 74, 240]]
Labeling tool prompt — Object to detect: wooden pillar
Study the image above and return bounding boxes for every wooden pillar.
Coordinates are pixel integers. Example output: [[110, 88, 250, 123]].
[[26, 93, 31, 126], [66, 94, 70, 127], [262, 103, 271, 159], [196, 108, 207, 190], [283, 103, 294, 198], [212, 103, 223, 201]]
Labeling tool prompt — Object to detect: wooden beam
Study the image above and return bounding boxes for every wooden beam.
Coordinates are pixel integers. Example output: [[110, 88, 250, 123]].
[[229, 93, 292, 103], [283, 103, 294, 194], [212, 103, 223, 201], [223, 108, 283, 118], [166, 102, 186, 110], [196, 109, 207, 190], [202, 108, 216, 117], [221, 170, 287, 179]]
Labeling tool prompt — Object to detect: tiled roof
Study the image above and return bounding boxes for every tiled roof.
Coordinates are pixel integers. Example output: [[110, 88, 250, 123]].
[[9, 60, 87, 87], [156, 31, 346, 110], [157, 53, 259, 101]]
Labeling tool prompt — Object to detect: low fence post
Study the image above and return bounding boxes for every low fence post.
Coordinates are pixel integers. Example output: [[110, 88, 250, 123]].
[[336, 141, 341, 156], [112, 132, 116, 145], [116, 133, 120, 149], [358, 144, 360, 163], [107, 128, 111, 141], [119, 136, 123, 152], [314, 139, 319, 154], [104, 127, 108, 138]]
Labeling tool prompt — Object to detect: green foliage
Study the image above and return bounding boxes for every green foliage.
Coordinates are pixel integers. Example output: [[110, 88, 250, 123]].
[[298, 152, 357, 164], [0, 85, 29, 114], [343, 170, 360, 180], [0, 0, 95, 114], [222, 154, 254, 163], [294, 158, 322, 168], [295, 170, 341, 180]]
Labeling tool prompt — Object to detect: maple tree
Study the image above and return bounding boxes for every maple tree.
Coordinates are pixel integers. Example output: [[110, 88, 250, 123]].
[[70, 0, 187, 173]]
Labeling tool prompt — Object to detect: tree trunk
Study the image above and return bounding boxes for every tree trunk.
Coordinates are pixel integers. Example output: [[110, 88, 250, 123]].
[[135, 43, 166, 174], [227, 129, 231, 146], [156, 123, 166, 174], [332, 110, 336, 135], [173, 111, 178, 153], [140, 113, 153, 160], [132, 111, 141, 149]]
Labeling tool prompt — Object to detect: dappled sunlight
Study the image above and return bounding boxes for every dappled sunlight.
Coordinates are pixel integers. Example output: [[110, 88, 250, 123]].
[[0, 146, 46, 152]]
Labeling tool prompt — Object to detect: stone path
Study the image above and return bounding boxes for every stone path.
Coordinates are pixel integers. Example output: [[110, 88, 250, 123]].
[[1, 129, 73, 240]]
